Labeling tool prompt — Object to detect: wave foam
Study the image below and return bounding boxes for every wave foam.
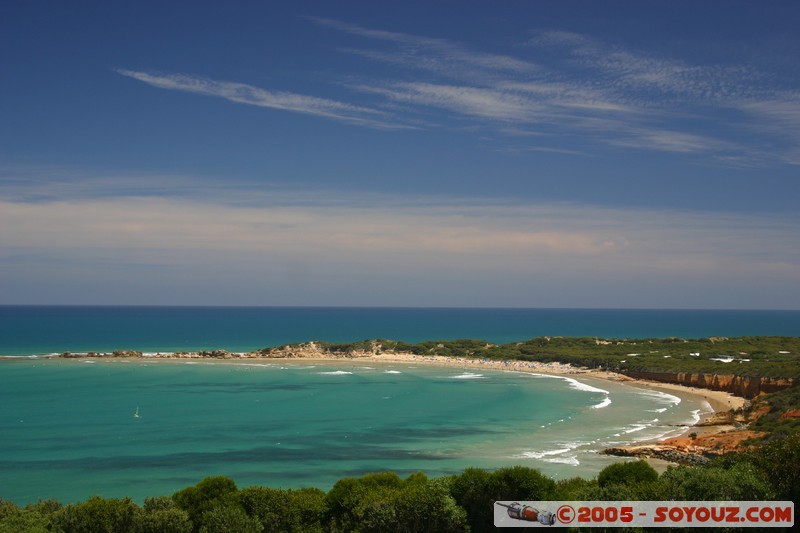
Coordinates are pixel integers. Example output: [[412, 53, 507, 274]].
[[622, 423, 649, 434], [592, 396, 612, 409], [517, 443, 583, 466], [559, 376, 609, 394], [518, 447, 572, 459], [541, 455, 580, 466], [317, 371, 353, 375], [686, 408, 703, 425], [636, 389, 681, 406], [450, 372, 485, 379]]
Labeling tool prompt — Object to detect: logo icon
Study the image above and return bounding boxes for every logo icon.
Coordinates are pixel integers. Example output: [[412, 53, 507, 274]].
[[496, 502, 556, 526]]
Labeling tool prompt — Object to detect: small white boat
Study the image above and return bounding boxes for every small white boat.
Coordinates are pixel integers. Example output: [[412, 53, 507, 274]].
[[133, 406, 140, 418]]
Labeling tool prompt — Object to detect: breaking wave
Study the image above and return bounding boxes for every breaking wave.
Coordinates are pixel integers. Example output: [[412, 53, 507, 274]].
[[559, 376, 609, 395], [449, 372, 485, 379], [592, 397, 612, 409]]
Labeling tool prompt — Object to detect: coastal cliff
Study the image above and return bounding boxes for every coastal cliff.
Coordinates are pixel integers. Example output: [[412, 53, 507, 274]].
[[621, 371, 795, 399]]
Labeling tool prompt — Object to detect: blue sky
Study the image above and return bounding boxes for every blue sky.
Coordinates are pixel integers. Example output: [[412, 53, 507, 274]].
[[1, 1, 799, 308]]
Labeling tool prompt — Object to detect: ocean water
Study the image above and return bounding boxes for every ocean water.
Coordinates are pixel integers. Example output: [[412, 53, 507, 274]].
[[0, 358, 707, 505], [1, 306, 799, 356], [1, 306, 797, 505]]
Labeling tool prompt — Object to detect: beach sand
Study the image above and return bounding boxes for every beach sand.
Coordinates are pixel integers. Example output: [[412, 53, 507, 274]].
[[361, 352, 747, 412]]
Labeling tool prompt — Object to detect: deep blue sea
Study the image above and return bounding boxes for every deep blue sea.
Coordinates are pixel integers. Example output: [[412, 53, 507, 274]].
[[1, 306, 799, 356], [1, 307, 798, 505]]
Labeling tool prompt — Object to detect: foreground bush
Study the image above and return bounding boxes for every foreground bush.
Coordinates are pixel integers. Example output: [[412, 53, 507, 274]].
[[1, 430, 797, 532]]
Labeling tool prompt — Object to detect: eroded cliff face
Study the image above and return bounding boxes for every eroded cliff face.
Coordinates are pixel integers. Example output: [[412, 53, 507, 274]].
[[622, 371, 795, 399]]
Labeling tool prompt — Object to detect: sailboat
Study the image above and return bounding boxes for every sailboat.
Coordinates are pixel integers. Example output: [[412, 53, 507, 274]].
[[133, 406, 140, 418]]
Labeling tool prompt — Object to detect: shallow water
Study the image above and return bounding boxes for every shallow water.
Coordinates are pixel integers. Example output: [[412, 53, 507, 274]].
[[0, 358, 709, 504]]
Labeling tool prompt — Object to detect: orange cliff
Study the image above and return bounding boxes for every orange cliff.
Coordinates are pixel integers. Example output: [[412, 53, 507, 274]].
[[602, 371, 796, 464], [621, 371, 795, 399]]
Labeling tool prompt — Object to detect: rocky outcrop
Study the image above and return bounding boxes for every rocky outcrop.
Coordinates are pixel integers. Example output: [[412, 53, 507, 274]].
[[197, 350, 232, 358], [602, 429, 765, 465], [61, 350, 143, 358], [253, 341, 379, 359], [602, 445, 711, 466], [55, 342, 382, 360], [696, 411, 743, 426], [622, 371, 795, 399], [112, 350, 144, 357]]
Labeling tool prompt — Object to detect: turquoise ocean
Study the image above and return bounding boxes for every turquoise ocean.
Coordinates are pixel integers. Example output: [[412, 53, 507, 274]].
[[1, 307, 799, 505]]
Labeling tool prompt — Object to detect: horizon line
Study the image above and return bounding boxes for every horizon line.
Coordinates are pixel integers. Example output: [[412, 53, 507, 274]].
[[1, 304, 798, 312]]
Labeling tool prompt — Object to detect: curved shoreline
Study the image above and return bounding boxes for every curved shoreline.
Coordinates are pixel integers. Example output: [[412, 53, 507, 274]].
[[63, 352, 747, 431], [358, 352, 747, 413], [23, 349, 748, 416], [8, 350, 751, 468], [359, 354, 753, 462], [300, 353, 754, 468], [31, 349, 748, 413]]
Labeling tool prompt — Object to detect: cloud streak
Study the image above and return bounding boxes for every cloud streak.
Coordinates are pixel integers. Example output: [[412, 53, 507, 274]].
[[2, 175, 797, 271], [310, 17, 538, 81], [116, 69, 411, 130], [327, 20, 799, 164], [116, 20, 800, 165]]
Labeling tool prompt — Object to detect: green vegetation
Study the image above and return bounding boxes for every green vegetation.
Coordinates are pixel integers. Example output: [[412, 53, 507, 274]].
[[749, 385, 800, 436], [1, 429, 797, 532], [596, 460, 658, 488], [321, 335, 800, 378]]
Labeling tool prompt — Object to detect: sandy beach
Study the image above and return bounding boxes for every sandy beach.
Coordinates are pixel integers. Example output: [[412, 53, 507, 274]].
[[360, 352, 747, 413]]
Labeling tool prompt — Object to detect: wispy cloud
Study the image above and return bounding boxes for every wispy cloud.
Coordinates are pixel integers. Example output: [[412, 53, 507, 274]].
[[116, 69, 411, 130], [331, 20, 799, 163], [528, 30, 764, 103], [117, 20, 799, 165], [355, 82, 546, 122], [310, 17, 538, 81], [606, 127, 734, 154], [736, 93, 800, 165]]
